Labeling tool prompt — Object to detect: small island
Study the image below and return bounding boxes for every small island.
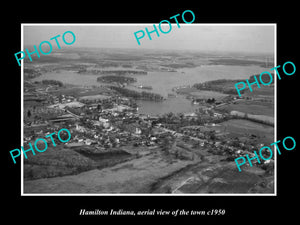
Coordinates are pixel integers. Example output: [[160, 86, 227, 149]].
[[110, 86, 164, 102], [97, 75, 136, 84]]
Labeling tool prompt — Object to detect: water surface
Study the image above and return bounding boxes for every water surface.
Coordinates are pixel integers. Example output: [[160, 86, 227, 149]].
[[32, 65, 269, 115]]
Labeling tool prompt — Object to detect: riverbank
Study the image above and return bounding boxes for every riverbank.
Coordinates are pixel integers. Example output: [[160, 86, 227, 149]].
[[174, 77, 274, 126], [109, 86, 164, 102]]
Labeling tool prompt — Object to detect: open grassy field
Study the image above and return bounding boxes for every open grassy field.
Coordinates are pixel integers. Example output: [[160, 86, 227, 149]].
[[23, 145, 138, 181], [23, 146, 97, 180], [217, 99, 274, 117], [216, 119, 274, 145], [175, 86, 229, 100], [78, 94, 111, 101], [244, 86, 274, 98], [48, 85, 113, 98], [24, 138, 274, 194], [208, 58, 266, 67], [23, 145, 197, 193], [189, 90, 228, 100]]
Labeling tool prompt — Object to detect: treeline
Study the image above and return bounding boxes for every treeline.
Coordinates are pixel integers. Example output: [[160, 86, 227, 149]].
[[110, 86, 164, 101], [244, 115, 274, 127], [248, 73, 274, 84], [41, 80, 64, 87], [97, 76, 136, 84], [79, 69, 147, 75], [208, 58, 266, 67], [157, 112, 233, 131], [193, 73, 274, 96], [24, 68, 42, 79], [193, 79, 244, 94], [160, 62, 196, 69], [230, 111, 274, 127]]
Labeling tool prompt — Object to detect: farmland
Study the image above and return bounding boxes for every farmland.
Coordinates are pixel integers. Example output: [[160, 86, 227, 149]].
[[216, 99, 274, 117], [216, 119, 274, 144]]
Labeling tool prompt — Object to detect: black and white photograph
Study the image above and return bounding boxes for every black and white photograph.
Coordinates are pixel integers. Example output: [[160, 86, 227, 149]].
[[4, 5, 298, 223], [22, 24, 276, 195]]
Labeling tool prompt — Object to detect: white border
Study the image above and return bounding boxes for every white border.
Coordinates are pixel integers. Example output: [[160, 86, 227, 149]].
[[274, 24, 277, 196], [21, 23, 24, 195], [21, 23, 277, 196]]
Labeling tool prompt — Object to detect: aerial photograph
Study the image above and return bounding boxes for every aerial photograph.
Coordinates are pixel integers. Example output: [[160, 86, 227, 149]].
[[22, 24, 275, 194]]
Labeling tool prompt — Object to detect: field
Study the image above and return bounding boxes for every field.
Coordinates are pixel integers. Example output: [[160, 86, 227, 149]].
[[23, 146, 97, 180], [216, 119, 274, 145], [188, 90, 228, 99], [217, 99, 274, 117], [24, 138, 274, 194], [176, 87, 228, 100], [244, 85, 274, 98], [23, 145, 137, 181], [208, 58, 266, 67], [79, 94, 111, 101], [48, 86, 114, 98]]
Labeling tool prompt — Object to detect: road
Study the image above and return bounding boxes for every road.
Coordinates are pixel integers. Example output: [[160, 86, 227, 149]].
[[155, 125, 206, 142], [65, 109, 82, 119]]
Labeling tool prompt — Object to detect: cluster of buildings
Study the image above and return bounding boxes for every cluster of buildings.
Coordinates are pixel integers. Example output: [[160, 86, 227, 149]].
[[23, 80, 270, 171], [24, 82, 175, 151]]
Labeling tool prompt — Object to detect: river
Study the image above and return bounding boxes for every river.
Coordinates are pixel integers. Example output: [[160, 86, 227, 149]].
[[32, 65, 269, 116]]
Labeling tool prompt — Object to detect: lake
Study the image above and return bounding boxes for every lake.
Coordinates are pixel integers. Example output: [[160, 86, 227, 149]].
[[32, 65, 269, 115]]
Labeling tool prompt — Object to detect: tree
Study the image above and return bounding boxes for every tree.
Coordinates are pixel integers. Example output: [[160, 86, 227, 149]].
[[27, 110, 31, 118], [209, 131, 216, 140], [161, 136, 176, 153]]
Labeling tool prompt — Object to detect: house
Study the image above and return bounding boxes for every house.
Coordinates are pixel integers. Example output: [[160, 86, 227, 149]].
[[99, 117, 110, 128], [213, 112, 223, 118], [106, 105, 133, 113], [85, 139, 96, 145], [183, 112, 197, 118], [135, 127, 142, 135], [215, 141, 222, 147], [75, 124, 87, 133]]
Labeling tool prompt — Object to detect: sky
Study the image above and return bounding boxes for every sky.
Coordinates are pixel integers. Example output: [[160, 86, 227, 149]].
[[23, 24, 275, 54]]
